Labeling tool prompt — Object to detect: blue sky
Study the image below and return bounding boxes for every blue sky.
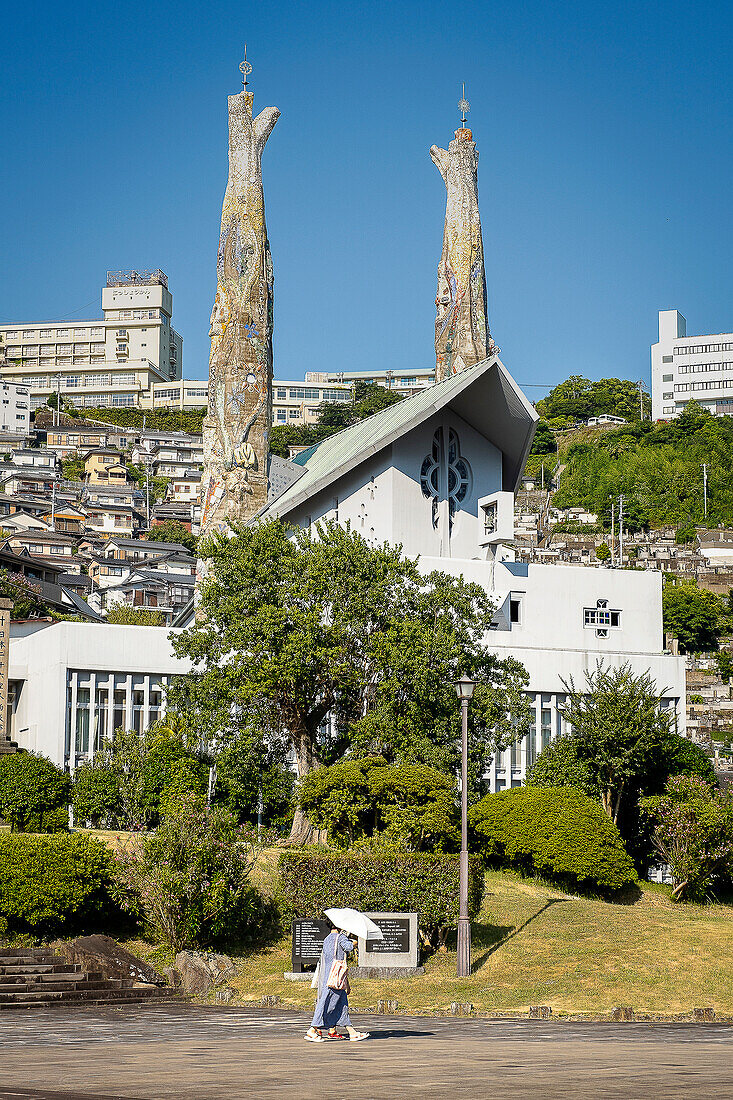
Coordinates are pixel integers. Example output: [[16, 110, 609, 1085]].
[[2, 0, 733, 395]]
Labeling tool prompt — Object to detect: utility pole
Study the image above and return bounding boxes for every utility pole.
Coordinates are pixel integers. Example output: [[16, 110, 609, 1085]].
[[618, 494, 625, 567], [53, 373, 61, 427], [638, 380, 645, 421], [51, 478, 57, 530], [701, 463, 708, 521], [610, 499, 615, 566], [145, 459, 151, 529]]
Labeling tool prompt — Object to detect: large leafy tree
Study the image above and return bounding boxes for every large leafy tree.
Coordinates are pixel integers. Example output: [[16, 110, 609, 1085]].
[[537, 376, 649, 423], [662, 579, 731, 653], [560, 663, 676, 825], [169, 520, 531, 840]]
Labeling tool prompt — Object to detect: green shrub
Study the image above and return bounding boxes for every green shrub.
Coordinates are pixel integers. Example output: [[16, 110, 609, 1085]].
[[525, 737, 599, 799], [158, 757, 208, 819], [641, 775, 733, 902], [114, 802, 263, 953], [0, 833, 120, 937], [277, 850, 484, 944], [298, 758, 459, 850], [0, 752, 71, 832], [72, 763, 123, 828], [213, 732, 295, 831], [469, 787, 636, 894], [139, 730, 208, 824]]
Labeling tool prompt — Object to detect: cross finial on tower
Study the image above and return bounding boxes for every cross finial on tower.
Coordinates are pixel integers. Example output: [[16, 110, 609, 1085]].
[[239, 45, 252, 91], [458, 83, 470, 128]]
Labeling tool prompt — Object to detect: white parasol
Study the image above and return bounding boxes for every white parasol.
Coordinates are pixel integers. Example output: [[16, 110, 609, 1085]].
[[324, 907, 384, 941]]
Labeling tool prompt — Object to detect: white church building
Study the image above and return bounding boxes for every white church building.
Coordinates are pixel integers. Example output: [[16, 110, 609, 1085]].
[[7, 353, 684, 784], [260, 353, 685, 791]]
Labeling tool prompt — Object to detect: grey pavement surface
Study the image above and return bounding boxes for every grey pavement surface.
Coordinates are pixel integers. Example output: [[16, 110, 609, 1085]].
[[0, 1004, 731, 1099]]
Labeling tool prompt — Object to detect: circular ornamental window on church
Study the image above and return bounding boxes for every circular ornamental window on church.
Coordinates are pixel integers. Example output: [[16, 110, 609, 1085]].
[[420, 428, 472, 530], [446, 428, 471, 511]]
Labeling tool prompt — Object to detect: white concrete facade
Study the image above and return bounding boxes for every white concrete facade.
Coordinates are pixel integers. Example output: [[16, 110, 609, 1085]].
[[264, 359, 686, 789], [651, 309, 733, 420], [9, 621, 191, 770], [0, 382, 30, 435]]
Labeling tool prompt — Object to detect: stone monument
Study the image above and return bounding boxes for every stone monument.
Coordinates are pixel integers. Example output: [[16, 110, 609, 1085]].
[[355, 912, 423, 977], [431, 87, 494, 381], [200, 52, 279, 538]]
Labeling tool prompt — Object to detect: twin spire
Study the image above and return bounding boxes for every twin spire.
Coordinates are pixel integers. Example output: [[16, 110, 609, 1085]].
[[201, 62, 493, 535]]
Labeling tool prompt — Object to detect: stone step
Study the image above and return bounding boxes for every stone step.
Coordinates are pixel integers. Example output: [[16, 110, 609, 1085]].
[[0, 986, 163, 1005], [0, 963, 80, 976], [0, 950, 59, 959], [0, 979, 124, 995], [0, 994, 179, 1012]]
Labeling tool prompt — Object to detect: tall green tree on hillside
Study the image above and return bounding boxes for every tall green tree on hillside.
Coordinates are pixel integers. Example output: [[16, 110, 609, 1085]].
[[537, 376, 649, 422], [553, 402, 733, 528], [662, 579, 731, 653], [168, 520, 531, 840], [146, 519, 197, 554]]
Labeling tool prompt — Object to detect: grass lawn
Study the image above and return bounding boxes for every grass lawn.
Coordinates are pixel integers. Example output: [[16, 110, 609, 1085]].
[[171, 870, 733, 1018]]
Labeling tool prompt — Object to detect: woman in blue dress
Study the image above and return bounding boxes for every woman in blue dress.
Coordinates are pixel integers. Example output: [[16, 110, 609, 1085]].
[[304, 922, 369, 1042]]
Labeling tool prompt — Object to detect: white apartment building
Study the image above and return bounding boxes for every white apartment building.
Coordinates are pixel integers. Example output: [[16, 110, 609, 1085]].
[[0, 270, 183, 411], [306, 367, 435, 394], [0, 382, 30, 434], [148, 379, 209, 410], [651, 309, 733, 420], [144, 369, 434, 424]]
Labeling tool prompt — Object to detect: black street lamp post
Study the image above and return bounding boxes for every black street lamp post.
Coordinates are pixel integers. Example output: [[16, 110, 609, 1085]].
[[454, 675, 475, 978]]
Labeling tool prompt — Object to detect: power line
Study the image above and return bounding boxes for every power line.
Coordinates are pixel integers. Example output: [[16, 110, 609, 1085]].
[[0, 297, 99, 325]]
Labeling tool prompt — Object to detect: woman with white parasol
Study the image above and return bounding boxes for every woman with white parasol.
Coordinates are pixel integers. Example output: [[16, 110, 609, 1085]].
[[304, 907, 382, 1043]]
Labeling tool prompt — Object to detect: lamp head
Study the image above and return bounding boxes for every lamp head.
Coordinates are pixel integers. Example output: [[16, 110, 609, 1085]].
[[454, 676, 476, 703]]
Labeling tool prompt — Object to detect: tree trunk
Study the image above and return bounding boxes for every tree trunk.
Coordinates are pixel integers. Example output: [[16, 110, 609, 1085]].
[[600, 789, 613, 819], [288, 723, 326, 845], [289, 806, 326, 845]]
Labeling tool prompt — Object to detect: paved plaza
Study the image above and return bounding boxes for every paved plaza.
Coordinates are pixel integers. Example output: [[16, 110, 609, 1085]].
[[0, 1004, 731, 1099]]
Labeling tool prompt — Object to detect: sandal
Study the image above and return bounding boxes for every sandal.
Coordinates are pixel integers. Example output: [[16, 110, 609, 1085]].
[[327, 1030, 347, 1040], [304, 1029, 325, 1043], [349, 1031, 369, 1041]]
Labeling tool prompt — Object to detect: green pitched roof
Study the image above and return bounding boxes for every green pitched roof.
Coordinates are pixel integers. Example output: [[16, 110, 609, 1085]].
[[260, 354, 537, 522]]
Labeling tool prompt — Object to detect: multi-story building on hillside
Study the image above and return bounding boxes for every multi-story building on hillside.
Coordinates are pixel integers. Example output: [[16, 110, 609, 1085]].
[[135, 368, 433, 423], [0, 382, 30, 434], [0, 270, 183, 411], [651, 309, 733, 420]]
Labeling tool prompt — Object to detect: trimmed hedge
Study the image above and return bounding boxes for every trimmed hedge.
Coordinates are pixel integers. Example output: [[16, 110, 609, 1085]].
[[0, 833, 120, 938], [469, 786, 637, 894], [277, 850, 484, 941], [0, 752, 71, 833]]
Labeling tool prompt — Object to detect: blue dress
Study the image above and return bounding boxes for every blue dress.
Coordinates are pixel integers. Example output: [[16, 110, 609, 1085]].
[[310, 931, 355, 1029]]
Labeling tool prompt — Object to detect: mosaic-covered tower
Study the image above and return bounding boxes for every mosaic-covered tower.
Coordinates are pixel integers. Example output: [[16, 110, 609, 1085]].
[[431, 118, 494, 381], [200, 73, 279, 537]]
